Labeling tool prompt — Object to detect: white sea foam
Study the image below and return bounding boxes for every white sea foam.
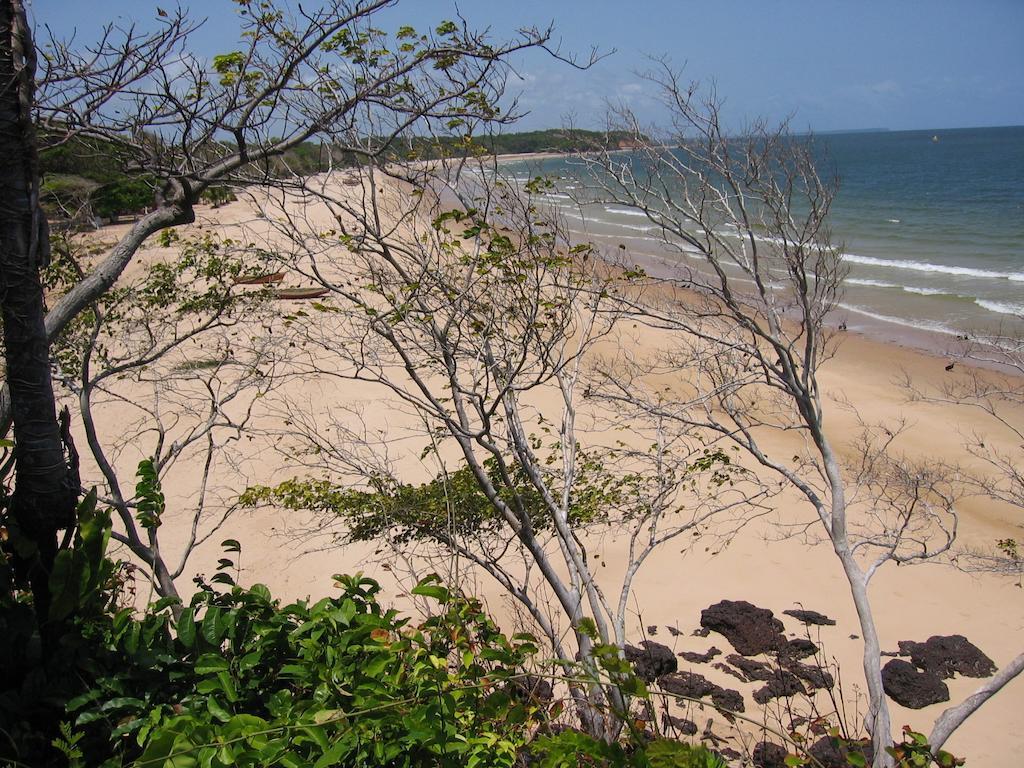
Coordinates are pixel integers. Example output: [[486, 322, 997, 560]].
[[837, 303, 961, 336], [886, 218, 901, 224], [846, 278, 901, 289], [975, 299, 1024, 317], [842, 252, 1024, 281], [847, 278, 957, 297], [603, 205, 649, 217], [902, 286, 949, 296]]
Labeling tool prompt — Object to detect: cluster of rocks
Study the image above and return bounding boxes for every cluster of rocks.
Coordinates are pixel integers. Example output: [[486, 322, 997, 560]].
[[617, 598, 998, 767], [881, 634, 996, 709]]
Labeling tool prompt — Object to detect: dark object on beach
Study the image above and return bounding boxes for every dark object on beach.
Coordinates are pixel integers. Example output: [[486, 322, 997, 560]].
[[945, 362, 955, 371], [692, 627, 711, 637], [784, 660, 835, 690], [783, 608, 837, 627], [710, 686, 745, 713], [701, 600, 786, 656], [658, 671, 715, 699], [664, 715, 698, 736], [726, 654, 774, 682], [783, 637, 819, 660], [753, 741, 789, 768], [752, 670, 806, 704], [624, 641, 677, 682], [274, 286, 330, 300], [666, 625, 682, 637], [657, 671, 746, 713], [233, 271, 285, 285], [881, 659, 950, 708], [646, 625, 658, 636], [714, 661, 748, 683], [679, 646, 721, 664], [809, 737, 873, 768], [898, 634, 996, 679]]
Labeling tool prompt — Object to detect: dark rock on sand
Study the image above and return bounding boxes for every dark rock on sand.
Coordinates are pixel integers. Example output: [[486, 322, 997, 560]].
[[753, 741, 789, 768], [752, 670, 806, 704], [701, 600, 787, 656], [808, 737, 873, 768], [663, 715, 698, 736], [624, 641, 678, 682], [898, 635, 996, 679], [726, 654, 775, 682], [714, 661, 748, 683], [784, 660, 835, 690], [881, 659, 950, 709], [783, 608, 836, 626], [658, 671, 716, 699], [679, 646, 721, 664], [783, 637, 819, 660], [710, 687, 745, 713]]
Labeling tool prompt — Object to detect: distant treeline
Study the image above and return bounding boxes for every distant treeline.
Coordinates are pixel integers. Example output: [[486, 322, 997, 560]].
[[39, 128, 636, 226]]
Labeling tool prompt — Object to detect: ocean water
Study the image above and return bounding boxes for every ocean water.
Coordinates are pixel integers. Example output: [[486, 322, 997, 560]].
[[498, 126, 1024, 347]]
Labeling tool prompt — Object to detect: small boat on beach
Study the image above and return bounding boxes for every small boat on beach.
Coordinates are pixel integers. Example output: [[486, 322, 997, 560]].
[[273, 286, 330, 300]]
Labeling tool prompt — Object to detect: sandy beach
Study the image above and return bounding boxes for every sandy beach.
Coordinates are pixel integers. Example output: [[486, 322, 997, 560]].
[[74, 171, 1024, 766]]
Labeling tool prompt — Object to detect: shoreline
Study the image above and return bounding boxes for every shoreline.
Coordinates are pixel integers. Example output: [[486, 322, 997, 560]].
[[490, 150, 1024, 364]]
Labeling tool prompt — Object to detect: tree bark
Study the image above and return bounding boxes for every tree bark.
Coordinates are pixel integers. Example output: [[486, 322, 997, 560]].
[[0, 0, 78, 626]]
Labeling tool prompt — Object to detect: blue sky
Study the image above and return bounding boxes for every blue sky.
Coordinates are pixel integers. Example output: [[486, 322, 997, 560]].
[[34, 0, 1024, 132]]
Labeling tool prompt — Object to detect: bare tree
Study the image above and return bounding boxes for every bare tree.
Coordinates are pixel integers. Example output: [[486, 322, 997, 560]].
[[46, 230, 283, 602], [1, 0, 585, 432], [237, 156, 768, 738], [570, 65, 1023, 764]]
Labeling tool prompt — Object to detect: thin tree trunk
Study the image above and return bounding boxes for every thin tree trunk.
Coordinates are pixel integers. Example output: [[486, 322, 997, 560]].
[[0, 0, 78, 631]]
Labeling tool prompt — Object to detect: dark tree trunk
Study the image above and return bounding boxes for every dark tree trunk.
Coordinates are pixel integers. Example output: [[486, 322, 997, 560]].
[[0, 0, 78, 628]]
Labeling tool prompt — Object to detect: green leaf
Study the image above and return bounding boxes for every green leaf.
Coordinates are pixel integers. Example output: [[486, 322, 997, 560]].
[[177, 607, 197, 648]]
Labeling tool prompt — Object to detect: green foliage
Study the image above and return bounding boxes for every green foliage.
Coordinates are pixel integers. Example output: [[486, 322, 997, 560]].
[[530, 732, 727, 768], [240, 451, 616, 547], [2, 527, 548, 768], [91, 176, 156, 219], [135, 459, 165, 531], [887, 727, 964, 767]]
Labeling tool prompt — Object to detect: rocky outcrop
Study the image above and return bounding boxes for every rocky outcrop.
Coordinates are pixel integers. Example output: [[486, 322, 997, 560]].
[[726, 654, 774, 682], [881, 659, 950, 709], [782, 638, 819, 660], [752, 670, 806, 704], [664, 715, 698, 735], [783, 609, 836, 626], [624, 641, 678, 682], [898, 635, 996, 679], [784, 660, 835, 691], [710, 687, 745, 713], [701, 600, 786, 656], [808, 737, 873, 768], [679, 646, 721, 664], [658, 671, 716, 699], [753, 741, 789, 768]]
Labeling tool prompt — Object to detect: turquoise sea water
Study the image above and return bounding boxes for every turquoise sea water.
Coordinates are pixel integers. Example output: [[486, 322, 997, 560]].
[[499, 126, 1024, 347]]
